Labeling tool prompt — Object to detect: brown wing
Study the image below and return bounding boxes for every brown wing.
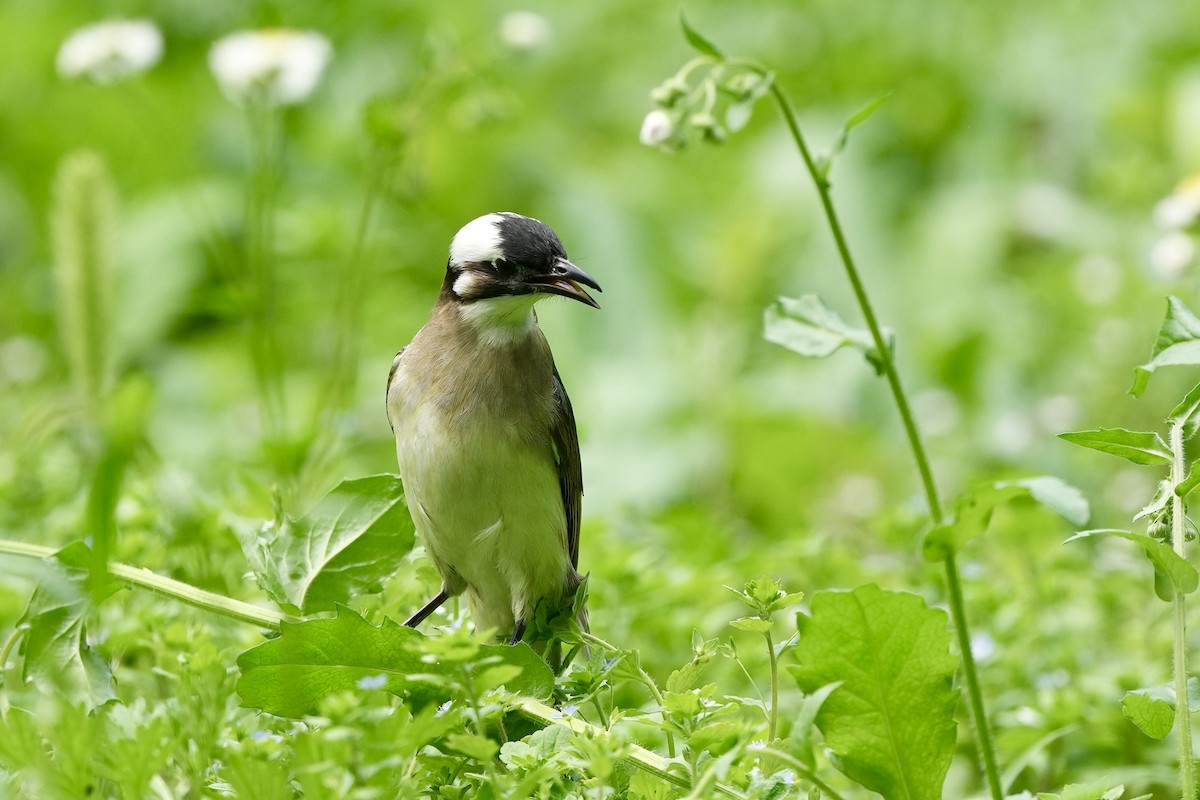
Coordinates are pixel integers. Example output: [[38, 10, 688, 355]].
[[550, 367, 583, 569]]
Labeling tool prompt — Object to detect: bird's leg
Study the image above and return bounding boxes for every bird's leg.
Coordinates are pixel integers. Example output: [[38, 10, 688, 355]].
[[404, 590, 449, 628], [509, 618, 527, 645]]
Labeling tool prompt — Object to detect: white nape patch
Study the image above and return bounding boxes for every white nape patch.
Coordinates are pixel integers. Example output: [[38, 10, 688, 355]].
[[450, 213, 509, 266], [458, 293, 540, 347]]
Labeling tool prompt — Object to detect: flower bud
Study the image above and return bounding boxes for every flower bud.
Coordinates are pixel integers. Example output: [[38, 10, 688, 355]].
[[650, 77, 688, 108], [639, 109, 675, 147]]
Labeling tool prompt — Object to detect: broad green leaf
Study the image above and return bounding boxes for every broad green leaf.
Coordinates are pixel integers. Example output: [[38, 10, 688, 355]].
[[1131, 296, 1200, 397], [1065, 529, 1198, 595], [236, 606, 553, 718], [1057, 429, 1171, 466], [791, 585, 958, 800], [923, 477, 1088, 560], [238, 474, 415, 614], [1121, 686, 1175, 738], [764, 295, 892, 375], [17, 541, 118, 710], [679, 10, 724, 58], [729, 617, 772, 633]]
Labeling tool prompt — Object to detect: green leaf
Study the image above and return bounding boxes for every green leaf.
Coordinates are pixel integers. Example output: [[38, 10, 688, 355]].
[[1057, 429, 1172, 466], [791, 585, 958, 800], [1065, 529, 1198, 595], [764, 295, 892, 375], [237, 475, 415, 614], [1177, 462, 1200, 499], [729, 617, 772, 633], [236, 606, 553, 718], [1121, 686, 1175, 738], [1132, 296, 1200, 397], [679, 10, 724, 58], [821, 94, 892, 179], [445, 733, 500, 762], [17, 541, 118, 710], [785, 681, 841, 769], [1170, 381, 1200, 440], [923, 477, 1089, 560]]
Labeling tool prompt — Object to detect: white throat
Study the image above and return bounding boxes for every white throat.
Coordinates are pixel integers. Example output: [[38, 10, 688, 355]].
[[458, 294, 540, 346]]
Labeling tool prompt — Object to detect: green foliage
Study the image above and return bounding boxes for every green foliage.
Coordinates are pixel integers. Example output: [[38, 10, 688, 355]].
[[236, 474, 415, 614], [1131, 297, 1200, 397], [1065, 529, 1197, 595], [924, 476, 1089, 560], [1058, 429, 1173, 466], [790, 585, 958, 800], [1121, 686, 1176, 739], [236, 606, 553, 717], [15, 542, 118, 709], [764, 295, 893, 375]]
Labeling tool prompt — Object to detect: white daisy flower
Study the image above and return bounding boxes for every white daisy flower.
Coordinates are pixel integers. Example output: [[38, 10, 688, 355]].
[[639, 109, 674, 147], [208, 29, 332, 107], [56, 19, 163, 83]]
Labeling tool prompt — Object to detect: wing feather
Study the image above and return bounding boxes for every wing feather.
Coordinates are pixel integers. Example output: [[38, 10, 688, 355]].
[[550, 368, 583, 569]]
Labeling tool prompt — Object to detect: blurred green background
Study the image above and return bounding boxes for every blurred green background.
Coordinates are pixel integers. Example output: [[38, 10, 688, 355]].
[[4, 0, 1200, 794]]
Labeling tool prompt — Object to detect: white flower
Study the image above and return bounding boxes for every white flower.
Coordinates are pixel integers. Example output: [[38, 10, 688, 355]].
[[56, 19, 163, 83], [208, 29, 332, 106], [499, 11, 551, 51], [1149, 231, 1196, 279], [639, 109, 674, 147], [1154, 175, 1200, 230]]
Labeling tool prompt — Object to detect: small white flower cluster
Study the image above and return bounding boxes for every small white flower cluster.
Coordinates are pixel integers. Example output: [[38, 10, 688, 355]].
[[1150, 176, 1200, 279], [56, 19, 332, 107]]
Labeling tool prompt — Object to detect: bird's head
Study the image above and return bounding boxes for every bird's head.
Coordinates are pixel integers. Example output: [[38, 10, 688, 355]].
[[443, 213, 602, 313]]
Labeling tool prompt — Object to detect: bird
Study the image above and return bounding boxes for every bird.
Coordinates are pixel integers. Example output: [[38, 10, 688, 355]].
[[386, 212, 599, 647]]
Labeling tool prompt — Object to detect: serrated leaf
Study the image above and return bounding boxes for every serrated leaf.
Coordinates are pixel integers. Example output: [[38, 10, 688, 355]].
[[791, 585, 958, 800], [1121, 686, 1175, 738], [765, 295, 892, 375], [923, 477, 1088, 560], [17, 541, 118, 709], [1058, 429, 1171, 466], [237, 475, 415, 614], [1065, 529, 1198, 595], [236, 606, 552, 718], [679, 10, 724, 58], [667, 655, 712, 694], [1132, 296, 1200, 397]]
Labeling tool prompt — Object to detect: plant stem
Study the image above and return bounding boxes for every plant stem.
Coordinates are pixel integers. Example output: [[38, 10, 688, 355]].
[[765, 630, 779, 741], [768, 81, 1003, 800], [0, 539, 293, 630], [1171, 422, 1196, 800], [582, 631, 676, 758]]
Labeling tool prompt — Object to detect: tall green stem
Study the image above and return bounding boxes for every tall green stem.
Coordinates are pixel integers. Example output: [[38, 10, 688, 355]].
[[245, 102, 287, 475], [1171, 422, 1195, 799], [765, 629, 779, 741], [768, 82, 1002, 800]]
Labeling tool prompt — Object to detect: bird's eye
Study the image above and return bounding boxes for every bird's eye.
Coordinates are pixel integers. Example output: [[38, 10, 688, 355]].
[[493, 258, 520, 277]]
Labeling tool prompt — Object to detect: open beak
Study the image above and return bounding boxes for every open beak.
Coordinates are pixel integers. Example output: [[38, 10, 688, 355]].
[[528, 258, 603, 309]]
